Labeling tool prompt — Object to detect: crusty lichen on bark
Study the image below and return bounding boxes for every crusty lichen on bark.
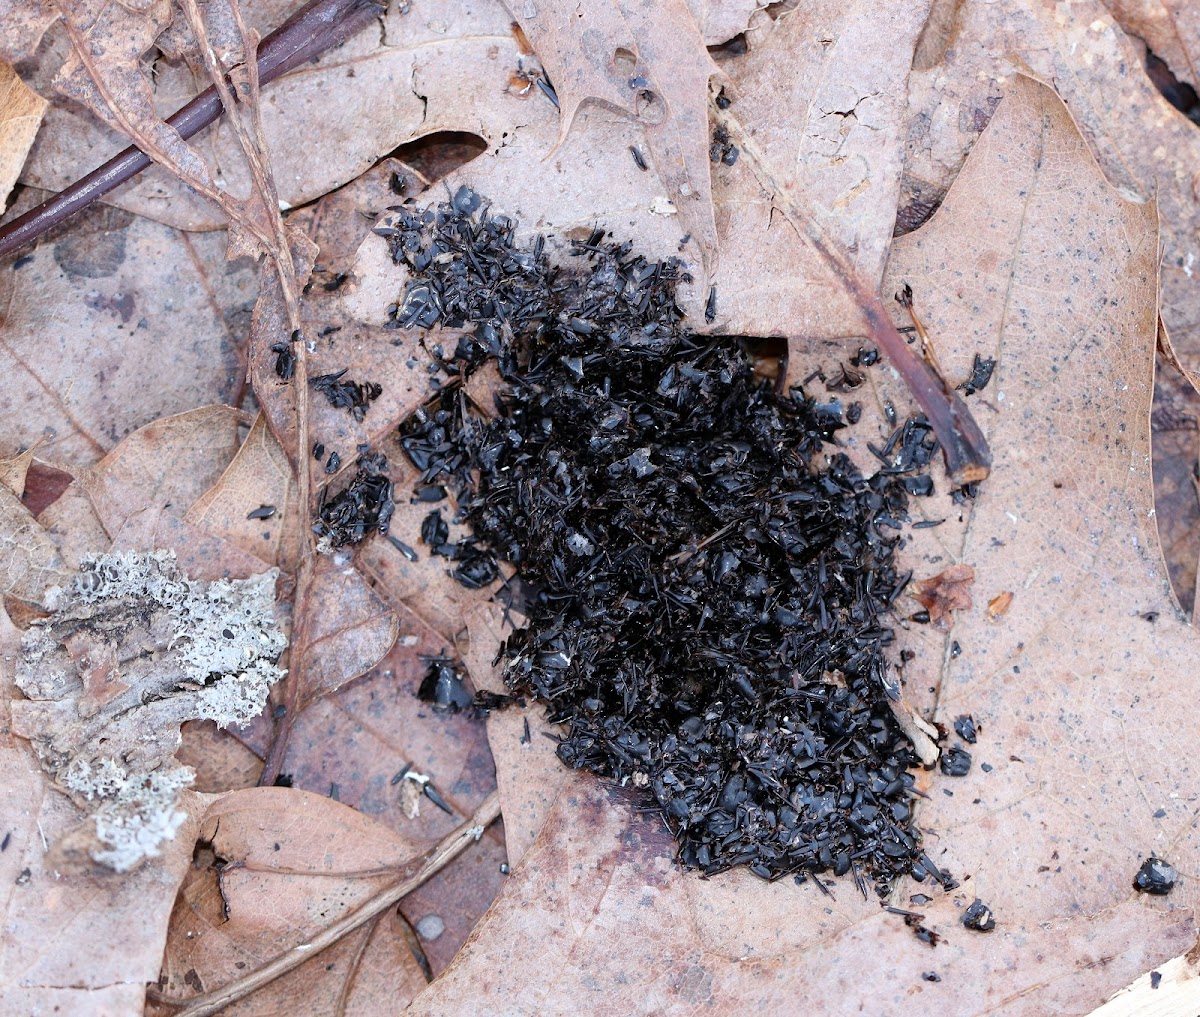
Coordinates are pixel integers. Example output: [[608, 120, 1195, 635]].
[[11, 550, 286, 872]]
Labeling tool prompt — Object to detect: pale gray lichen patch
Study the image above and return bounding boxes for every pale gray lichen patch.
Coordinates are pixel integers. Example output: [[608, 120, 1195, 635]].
[[10, 550, 287, 872]]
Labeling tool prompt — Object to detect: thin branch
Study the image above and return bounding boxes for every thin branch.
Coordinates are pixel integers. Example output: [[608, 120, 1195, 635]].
[[152, 791, 501, 1016], [0, 0, 384, 260]]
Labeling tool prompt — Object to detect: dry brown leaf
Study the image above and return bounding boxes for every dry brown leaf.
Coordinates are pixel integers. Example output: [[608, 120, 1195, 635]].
[[1104, 0, 1200, 88], [0, 60, 46, 207], [185, 412, 301, 573], [152, 787, 430, 1014], [409, 778, 1195, 1015], [403, 74, 1194, 1015], [252, 160, 436, 469], [911, 563, 976, 630], [464, 601, 568, 867], [17, 0, 535, 230], [0, 199, 253, 468], [508, 0, 721, 272], [708, 0, 929, 341], [901, 0, 1200, 365], [291, 553, 397, 705], [78, 405, 245, 538], [0, 481, 70, 606]]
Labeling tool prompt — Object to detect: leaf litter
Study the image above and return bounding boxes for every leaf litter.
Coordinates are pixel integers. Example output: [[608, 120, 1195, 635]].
[[2, 1, 1200, 1017]]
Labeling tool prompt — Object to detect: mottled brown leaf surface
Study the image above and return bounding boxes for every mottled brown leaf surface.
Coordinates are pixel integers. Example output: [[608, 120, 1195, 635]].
[[901, 0, 1200, 365], [406, 75, 1196, 1016], [0, 201, 251, 467], [0, 61, 46, 207], [152, 788, 429, 1014], [79, 405, 245, 537]]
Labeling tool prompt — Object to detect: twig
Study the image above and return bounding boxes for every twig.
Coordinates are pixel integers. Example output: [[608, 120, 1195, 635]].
[[0, 0, 384, 260], [174, 1, 318, 786], [714, 106, 992, 485], [151, 791, 501, 1016]]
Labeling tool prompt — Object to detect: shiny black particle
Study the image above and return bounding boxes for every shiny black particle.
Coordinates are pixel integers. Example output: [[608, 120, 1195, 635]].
[[1133, 855, 1178, 895], [940, 746, 972, 777], [630, 145, 647, 171], [310, 369, 382, 422], [958, 354, 996, 396], [325, 451, 342, 474], [962, 898, 996, 932], [313, 450, 393, 546], [246, 504, 277, 520], [271, 341, 295, 381], [418, 656, 474, 714], [953, 714, 978, 743]]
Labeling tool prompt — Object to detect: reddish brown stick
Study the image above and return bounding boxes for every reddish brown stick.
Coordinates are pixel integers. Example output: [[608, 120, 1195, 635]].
[[0, 0, 383, 259]]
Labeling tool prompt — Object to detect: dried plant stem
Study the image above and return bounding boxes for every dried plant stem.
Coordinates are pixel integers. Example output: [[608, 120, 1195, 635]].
[[714, 106, 992, 485], [153, 791, 501, 1016], [177, 0, 314, 559]]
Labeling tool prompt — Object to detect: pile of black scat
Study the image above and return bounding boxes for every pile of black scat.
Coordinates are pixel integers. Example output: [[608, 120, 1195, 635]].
[[383, 187, 952, 893]]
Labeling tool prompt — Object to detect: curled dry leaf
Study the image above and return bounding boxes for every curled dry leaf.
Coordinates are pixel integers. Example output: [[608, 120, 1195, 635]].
[[9, 550, 285, 872], [910, 563, 976, 630], [985, 590, 1013, 620], [402, 74, 1196, 1015], [0, 61, 47, 207]]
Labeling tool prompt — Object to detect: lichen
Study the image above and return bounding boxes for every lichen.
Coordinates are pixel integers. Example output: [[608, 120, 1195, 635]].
[[11, 550, 287, 872]]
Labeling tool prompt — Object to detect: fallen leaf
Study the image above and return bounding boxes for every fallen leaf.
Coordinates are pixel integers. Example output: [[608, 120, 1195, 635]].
[[509, 0, 721, 270], [0, 61, 47, 207], [79, 405, 246, 538], [901, 0, 1200, 365], [0, 481, 70, 606], [152, 787, 430, 1014], [409, 778, 1195, 1015], [290, 553, 398, 706], [911, 563, 977, 629], [1104, 0, 1200, 94], [0, 201, 252, 467], [985, 590, 1013, 621], [185, 412, 301, 573], [17, 0, 532, 229]]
